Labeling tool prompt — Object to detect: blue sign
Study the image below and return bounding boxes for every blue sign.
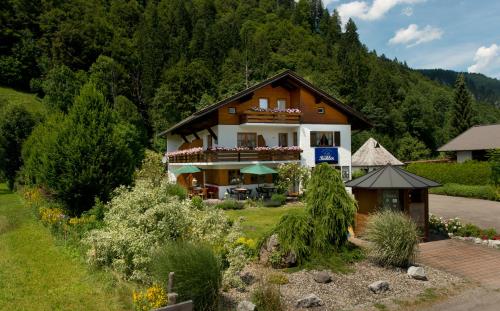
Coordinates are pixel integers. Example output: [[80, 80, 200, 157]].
[[315, 147, 339, 164]]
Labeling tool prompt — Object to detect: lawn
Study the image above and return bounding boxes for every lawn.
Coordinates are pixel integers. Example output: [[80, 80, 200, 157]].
[[0, 184, 134, 311], [224, 204, 304, 241], [0, 86, 47, 115]]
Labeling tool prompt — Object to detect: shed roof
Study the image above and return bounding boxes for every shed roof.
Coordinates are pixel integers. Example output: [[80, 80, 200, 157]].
[[438, 124, 500, 151], [345, 164, 440, 189], [352, 137, 403, 167]]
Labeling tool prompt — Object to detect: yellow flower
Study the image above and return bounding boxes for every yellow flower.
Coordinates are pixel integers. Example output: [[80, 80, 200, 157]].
[[132, 284, 167, 311]]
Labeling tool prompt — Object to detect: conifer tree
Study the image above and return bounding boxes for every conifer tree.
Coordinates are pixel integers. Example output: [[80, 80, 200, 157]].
[[450, 74, 475, 137]]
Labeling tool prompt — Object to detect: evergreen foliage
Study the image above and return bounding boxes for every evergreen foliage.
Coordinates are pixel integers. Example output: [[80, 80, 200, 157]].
[[0, 104, 37, 189], [306, 163, 357, 250], [450, 74, 475, 137], [0, 0, 499, 157], [22, 83, 143, 214], [271, 163, 357, 263]]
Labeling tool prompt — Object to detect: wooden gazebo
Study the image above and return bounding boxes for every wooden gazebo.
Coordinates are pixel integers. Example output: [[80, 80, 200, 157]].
[[346, 164, 440, 241]]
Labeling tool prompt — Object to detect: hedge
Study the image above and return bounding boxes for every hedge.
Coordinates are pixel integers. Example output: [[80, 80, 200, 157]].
[[406, 162, 492, 185], [430, 184, 499, 201]]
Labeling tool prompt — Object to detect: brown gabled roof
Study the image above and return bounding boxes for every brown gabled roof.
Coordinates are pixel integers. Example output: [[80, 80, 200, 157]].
[[437, 124, 500, 152], [158, 70, 371, 136]]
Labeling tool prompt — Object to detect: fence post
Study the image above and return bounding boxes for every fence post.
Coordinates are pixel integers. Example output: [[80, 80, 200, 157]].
[[167, 272, 178, 305]]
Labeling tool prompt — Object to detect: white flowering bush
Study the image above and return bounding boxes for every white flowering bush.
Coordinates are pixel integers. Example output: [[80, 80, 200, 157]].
[[84, 180, 230, 282]]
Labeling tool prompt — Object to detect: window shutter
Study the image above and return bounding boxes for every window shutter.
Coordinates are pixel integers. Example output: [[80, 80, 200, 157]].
[[334, 132, 341, 147]]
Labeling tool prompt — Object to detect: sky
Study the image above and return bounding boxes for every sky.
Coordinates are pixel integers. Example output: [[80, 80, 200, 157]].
[[324, 0, 500, 79]]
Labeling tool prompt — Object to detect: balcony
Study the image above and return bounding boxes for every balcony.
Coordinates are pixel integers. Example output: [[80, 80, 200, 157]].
[[166, 147, 302, 164], [239, 109, 301, 124]]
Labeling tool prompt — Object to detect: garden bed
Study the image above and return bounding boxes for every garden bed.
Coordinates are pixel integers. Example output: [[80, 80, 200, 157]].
[[222, 261, 466, 310]]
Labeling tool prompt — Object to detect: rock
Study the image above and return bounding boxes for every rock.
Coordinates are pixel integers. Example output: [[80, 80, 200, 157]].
[[313, 271, 332, 283], [474, 237, 482, 244], [407, 266, 427, 280], [492, 240, 500, 249], [237, 300, 256, 311], [267, 234, 280, 250], [368, 281, 390, 294], [295, 294, 323, 308], [259, 234, 296, 268], [284, 251, 297, 267], [240, 272, 255, 285]]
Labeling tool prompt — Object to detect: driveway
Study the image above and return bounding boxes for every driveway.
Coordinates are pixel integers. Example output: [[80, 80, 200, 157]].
[[417, 239, 500, 310], [429, 194, 500, 231]]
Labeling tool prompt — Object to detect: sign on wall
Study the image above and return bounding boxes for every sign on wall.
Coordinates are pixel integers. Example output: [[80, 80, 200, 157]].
[[315, 147, 339, 164]]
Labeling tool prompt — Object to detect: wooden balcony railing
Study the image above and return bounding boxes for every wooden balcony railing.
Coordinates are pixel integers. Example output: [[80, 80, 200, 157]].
[[239, 110, 301, 124], [167, 149, 301, 163]]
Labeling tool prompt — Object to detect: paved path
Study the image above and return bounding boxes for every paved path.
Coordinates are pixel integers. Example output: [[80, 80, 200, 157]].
[[418, 239, 500, 288], [418, 239, 500, 310], [429, 194, 500, 231]]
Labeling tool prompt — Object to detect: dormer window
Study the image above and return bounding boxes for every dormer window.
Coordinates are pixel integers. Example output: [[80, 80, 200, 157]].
[[277, 99, 286, 110], [259, 98, 268, 109]]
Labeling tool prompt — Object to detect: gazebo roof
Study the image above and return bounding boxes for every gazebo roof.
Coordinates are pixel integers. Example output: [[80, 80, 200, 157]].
[[352, 138, 403, 167], [345, 164, 440, 189]]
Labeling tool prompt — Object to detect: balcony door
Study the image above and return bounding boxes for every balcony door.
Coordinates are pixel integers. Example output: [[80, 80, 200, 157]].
[[237, 132, 257, 148], [279, 133, 288, 147]]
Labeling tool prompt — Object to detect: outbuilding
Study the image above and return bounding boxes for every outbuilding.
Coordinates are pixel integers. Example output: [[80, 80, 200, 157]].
[[438, 124, 500, 163], [346, 164, 440, 241]]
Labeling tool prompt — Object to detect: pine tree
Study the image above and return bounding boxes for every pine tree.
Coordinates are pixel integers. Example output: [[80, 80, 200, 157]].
[[450, 74, 475, 137]]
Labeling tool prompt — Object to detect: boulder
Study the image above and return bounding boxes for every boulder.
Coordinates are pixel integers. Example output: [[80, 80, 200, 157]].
[[492, 240, 500, 249], [259, 234, 296, 268], [313, 271, 332, 284], [407, 266, 427, 280], [240, 272, 255, 285], [368, 281, 390, 294], [237, 300, 256, 311], [474, 237, 482, 244], [295, 294, 323, 308]]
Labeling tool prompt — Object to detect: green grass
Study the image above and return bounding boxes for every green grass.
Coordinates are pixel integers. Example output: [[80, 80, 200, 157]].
[[0, 86, 47, 115], [224, 204, 304, 240], [0, 184, 134, 310]]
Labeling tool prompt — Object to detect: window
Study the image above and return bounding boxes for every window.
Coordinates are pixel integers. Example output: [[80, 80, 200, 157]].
[[293, 132, 298, 146], [317, 107, 325, 114], [259, 98, 268, 109], [279, 133, 288, 147], [228, 170, 241, 185], [310, 131, 341, 147], [237, 132, 257, 148], [277, 99, 286, 110], [228, 107, 236, 114]]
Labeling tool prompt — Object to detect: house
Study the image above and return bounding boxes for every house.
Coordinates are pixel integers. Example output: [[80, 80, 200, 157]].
[[346, 164, 440, 241], [438, 124, 500, 163], [351, 137, 403, 173], [160, 70, 371, 199]]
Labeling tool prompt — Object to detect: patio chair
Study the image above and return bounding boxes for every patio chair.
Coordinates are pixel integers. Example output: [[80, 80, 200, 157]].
[[226, 188, 238, 200]]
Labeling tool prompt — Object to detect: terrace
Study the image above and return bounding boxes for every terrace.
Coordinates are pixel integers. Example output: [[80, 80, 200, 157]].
[[166, 146, 302, 164]]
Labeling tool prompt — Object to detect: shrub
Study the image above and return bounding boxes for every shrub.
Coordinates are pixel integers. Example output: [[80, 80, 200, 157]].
[[365, 210, 420, 267], [272, 211, 311, 264], [276, 162, 310, 194], [251, 281, 284, 311], [271, 193, 287, 206], [266, 272, 289, 285], [481, 228, 497, 240], [215, 199, 244, 210], [306, 163, 357, 250], [149, 242, 222, 311], [165, 183, 188, 200], [84, 180, 230, 282], [191, 195, 204, 210], [430, 184, 499, 201], [406, 162, 492, 185], [132, 284, 167, 311], [488, 149, 500, 186], [457, 223, 482, 237], [0, 103, 37, 190], [22, 83, 144, 214], [134, 150, 165, 186]]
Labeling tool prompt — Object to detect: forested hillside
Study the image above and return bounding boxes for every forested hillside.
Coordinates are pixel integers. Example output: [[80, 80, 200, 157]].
[[1, 0, 500, 158], [419, 69, 500, 108]]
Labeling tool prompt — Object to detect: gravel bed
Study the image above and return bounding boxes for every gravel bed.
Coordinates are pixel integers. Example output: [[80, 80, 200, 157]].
[[223, 260, 466, 310]]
